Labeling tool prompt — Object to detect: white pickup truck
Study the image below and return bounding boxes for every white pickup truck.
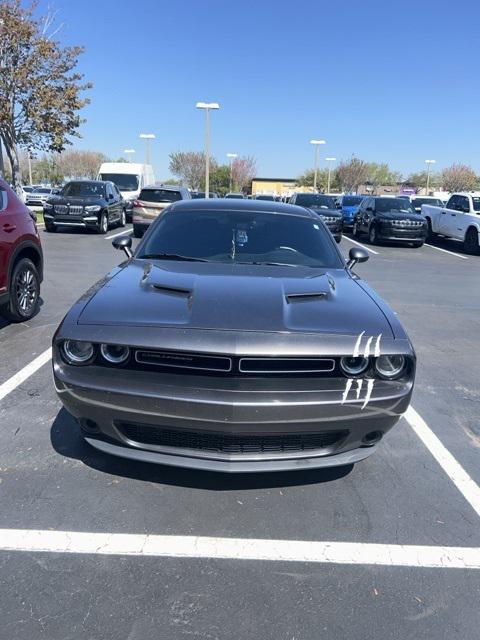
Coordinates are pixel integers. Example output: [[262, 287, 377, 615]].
[[422, 192, 480, 253]]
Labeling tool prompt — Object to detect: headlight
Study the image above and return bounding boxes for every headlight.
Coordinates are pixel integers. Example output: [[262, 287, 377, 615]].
[[43, 202, 53, 209], [100, 344, 130, 364], [340, 356, 369, 376], [62, 340, 95, 365], [85, 205, 101, 212], [375, 355, 406, 379]]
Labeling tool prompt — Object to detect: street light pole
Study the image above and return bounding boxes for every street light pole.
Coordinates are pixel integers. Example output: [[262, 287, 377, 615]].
[[139, 133, 155, 166], [227, 153, 237, 191], [325, 157, 336, 193], [196, 102, 220, 198], [425, 159, 436, 195], [310, 139, 326, 192], [28, 153, 32, 185]]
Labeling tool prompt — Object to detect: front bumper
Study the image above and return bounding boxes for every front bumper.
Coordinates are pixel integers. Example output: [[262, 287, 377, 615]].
[[44, 213, 100, 228], [53, 355, 413, 473], [378, 226, 427, 243]]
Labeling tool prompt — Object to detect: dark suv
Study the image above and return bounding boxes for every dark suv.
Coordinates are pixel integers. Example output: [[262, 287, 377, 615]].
[[0, 179, 43, 322], [353, 196, 427, 247], [43, 180, 126, 234], [289, 193, 343, 242]]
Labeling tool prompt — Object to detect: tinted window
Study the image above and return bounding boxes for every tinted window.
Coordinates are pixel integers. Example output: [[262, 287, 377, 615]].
[[225, 194, 244, 199], [33, 188, 52, 194], [99, 173, 139, 191], [446, 195, 458, 210], [342, 196, 364, 206], [457, 196, 469, 212], [374, 198, 414, 213], [62, 182, 105, 197], [472, 197, 480, 211], [411, 198, 443, 208], [0, 188, 7, 211], [138, 210, 343, 269], [294, 194, 337, 209], [256, 195, 275, 201], [139, 189, 182, 203]]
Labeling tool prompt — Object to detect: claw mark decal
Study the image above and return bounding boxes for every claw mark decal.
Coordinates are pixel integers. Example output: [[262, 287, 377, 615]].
[[355, 379, 363, 399], [363, 336, 373, 358], [361, 379, 375, 410], [374, 334, 382, 357], [342, 378, 353, 404], [353, 331, 365, 357]]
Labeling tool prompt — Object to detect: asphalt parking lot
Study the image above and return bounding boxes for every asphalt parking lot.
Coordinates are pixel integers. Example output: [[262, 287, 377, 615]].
[[1, 223, 479, 639]]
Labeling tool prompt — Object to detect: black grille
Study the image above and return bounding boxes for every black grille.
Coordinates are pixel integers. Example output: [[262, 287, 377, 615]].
[[135, 350, 232, 372], [118, 423, 347, 454], [239, 357, 335, 373]]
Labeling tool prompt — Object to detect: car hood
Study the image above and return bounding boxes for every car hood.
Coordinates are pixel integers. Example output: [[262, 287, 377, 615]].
[[77, 261, 393, 337], [378, 211, 424, 221], [48, 195, 106, 206], [310, 207, 342, 218]]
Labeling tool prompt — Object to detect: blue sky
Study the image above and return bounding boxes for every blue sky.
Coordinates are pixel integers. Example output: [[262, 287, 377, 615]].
[[38, 0, 480, 180]]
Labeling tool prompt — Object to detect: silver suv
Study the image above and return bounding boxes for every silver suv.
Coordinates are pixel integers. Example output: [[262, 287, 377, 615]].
[[132, 185, 191, 238]]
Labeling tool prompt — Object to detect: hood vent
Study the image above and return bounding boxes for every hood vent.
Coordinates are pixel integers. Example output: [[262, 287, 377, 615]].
[[285, 291, 328, 303]]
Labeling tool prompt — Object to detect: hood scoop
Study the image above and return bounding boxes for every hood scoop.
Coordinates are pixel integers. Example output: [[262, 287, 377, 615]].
[[284, 273, 336, 304], [285, 291, 328, 303], [140, 262, 194, 297]]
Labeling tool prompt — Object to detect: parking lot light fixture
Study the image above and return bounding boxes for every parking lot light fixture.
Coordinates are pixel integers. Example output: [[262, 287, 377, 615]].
[[310, 139, 326, 192], [139, 134, 155, 166], [325, 157, 336, 194], [425, 160, 436, 195], [196, 102, 220, 198], [124, 149, 135, 162], [227, 153, 238, 191]]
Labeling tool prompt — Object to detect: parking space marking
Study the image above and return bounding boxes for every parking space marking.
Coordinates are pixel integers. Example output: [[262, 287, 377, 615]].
[[405, 406, 480, 519], [424, 244, 468, 260], [343, 236, 379, 255], [1, 529, 479, 569], [0, 348, 52, 401], [105, 229, 132, 241]]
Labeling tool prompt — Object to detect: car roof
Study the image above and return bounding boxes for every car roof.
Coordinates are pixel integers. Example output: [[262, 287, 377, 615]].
[[167, 197, 317, 219], [142, 183, 187, 192]]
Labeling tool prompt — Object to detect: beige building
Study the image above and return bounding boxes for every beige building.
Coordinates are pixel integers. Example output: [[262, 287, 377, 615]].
[[251, 178, 313, 198]]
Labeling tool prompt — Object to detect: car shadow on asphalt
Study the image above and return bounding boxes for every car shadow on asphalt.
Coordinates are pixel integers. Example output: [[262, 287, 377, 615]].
[[50, 408, 354, 491]]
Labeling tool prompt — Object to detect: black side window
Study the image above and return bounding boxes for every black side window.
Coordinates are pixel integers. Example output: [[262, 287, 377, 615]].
[[107, 184, 114, 199], [458, 196, 469, 212], [447, 195, 458, 210]]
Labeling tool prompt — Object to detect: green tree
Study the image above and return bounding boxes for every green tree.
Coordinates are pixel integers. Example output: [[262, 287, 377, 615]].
[[210, 164, 230, 195], [296, 168, 340, 192], [0, 0, 91, 191]]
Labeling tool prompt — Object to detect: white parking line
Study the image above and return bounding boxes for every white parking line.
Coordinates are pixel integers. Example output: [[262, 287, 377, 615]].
[[343, 236, 379, 255], [0, 348, 52, 402], [404, 406, 480, 519], [424, 243, 468, 260], [1, 528, 479, 568], [105, 229, 132, 241]]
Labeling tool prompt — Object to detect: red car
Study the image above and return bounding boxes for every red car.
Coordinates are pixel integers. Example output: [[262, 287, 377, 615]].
[[0, 178, 43, 322]]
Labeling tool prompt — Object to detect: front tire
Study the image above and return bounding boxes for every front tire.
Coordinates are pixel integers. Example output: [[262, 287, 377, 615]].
[[426, 218, 434, 240], [118, 208, 126, 228], [45, 222, 56, 232], [0, 258, 40, 322], [97, 212, 108, 234], [352, 221, 361, 238], [411, 241, 424, 248], [464, 227, 480, 254], [133, 224, 144, 238], [369, 224, 378, 245]]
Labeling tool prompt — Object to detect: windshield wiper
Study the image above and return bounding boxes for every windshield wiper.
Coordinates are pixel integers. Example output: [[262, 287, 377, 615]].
[[235, 261, 302, 267], [138, 253, 208, 262]]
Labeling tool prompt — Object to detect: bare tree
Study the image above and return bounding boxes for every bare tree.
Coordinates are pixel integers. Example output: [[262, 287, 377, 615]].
[[169, 151, 207, 190], [232, 156, 257, 192], [0, 0, 91, 192], [335, 157, 369, 193], [441, 164, 478, 193], [57, 150, 107, 179]]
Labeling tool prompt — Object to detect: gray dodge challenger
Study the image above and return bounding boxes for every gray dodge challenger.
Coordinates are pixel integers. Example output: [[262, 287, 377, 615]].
[[53, 199, 415, 472]]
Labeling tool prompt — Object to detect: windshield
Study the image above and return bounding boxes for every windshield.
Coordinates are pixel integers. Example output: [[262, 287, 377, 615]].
[[139, 188, 181, 203], [411, 198, 443, 208], [375, 198, 415, 213], [256, 195, 275, 201], [62, 182, 105, 197], [137, 209, 342, 268], [34, 188, 52, 194], [99, 173, 139, 191], [342, 196, 363, 206], [225, 194, 244, 199], [294, 194, 336, 209]]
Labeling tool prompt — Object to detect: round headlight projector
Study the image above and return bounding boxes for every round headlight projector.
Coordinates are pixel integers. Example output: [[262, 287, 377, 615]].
[[375, 355, 405, 379], [340, 356, 369, 376], [62, 340, 94, 365], [100, 344, 130, 364]]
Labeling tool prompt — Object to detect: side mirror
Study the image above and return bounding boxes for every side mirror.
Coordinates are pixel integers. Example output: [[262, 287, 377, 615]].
[[112, 235, 133, 258], [347, 247, 369, 269]]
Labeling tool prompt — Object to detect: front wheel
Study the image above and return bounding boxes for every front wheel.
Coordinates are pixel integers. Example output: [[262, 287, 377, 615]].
[[426, 218, 434, 240], [118, 208, 126, 228], [45, 222, 56, 232], [411, 241, 424, 248], [464, 227, 480, 254], [369, 225, 378, 245], [0, 258, 40, 322], [97, 212, 108, 234], [133, 224, 144, 238]]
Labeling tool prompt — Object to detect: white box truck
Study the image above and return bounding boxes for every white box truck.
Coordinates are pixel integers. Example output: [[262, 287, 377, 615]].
[[97, 162, 155, 221]]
